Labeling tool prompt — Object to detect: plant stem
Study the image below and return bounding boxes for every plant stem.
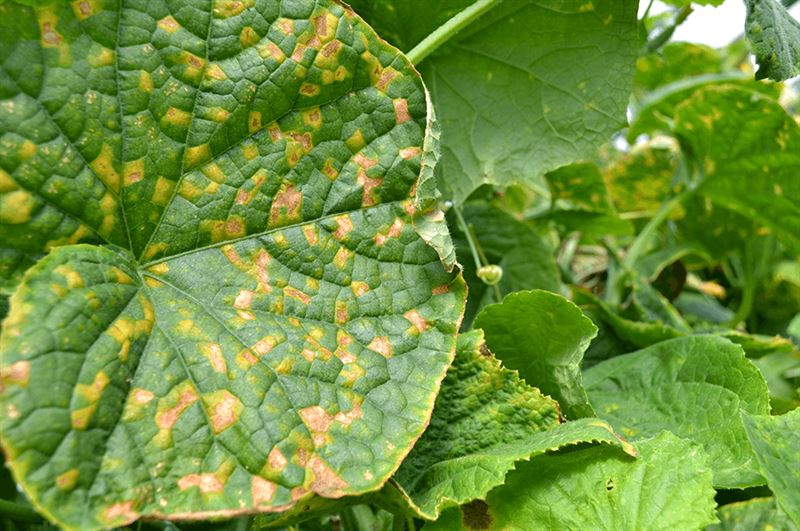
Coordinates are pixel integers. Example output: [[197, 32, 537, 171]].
[[406, 0, 504, 65], [453, 205, 483, 271], [623, 191, 689, 269], [0, 499, 42, 523], [645, 5, 693, 53]]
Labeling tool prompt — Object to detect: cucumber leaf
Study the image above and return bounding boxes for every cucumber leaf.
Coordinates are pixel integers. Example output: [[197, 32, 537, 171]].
[[0, 2, 466, 529], [585, 335, 771, 488], [744, 0, 800, 81], [425, 432, 718, 531], [474, 290, 598, 419]]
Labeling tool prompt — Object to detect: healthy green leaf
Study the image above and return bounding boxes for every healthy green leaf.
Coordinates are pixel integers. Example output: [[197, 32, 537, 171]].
[[710, 497, 798, 531], [585, 335, 771, 488], [426, 432, 718, 531], [474, 290, 597, 419], [744, 0, 800, 81], [450, 203, 561, 329], [741, 408, 800, 526], [0, 2, 466, 529]]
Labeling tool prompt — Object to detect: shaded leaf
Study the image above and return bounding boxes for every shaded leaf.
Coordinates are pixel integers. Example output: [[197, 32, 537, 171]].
[[474, 290, 597, 419], [742, 408, 800, 526], [710, 497, 798, 531], [0, 2, 466, 529], [585, 335, 771, 488], [450, 203, 561, 329]]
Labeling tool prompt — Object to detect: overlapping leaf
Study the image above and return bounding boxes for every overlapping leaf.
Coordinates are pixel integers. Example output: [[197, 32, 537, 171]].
[[373, 330, 633, 521], [710, 497, 798, 531], [425, 432, 717, 531], [350, 0, 640, 202], [742, 408, 800, 526], [585, 335, 771, 488], [0, 2, 466, 529], [474, 290, 597, 419]]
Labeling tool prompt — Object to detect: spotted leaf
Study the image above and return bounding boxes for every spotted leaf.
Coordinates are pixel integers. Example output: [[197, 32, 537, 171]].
[[0, 2, 465, 529]]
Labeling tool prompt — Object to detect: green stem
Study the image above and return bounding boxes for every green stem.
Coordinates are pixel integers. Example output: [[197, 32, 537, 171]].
[[453, 205, 483, 271], [645, 5, 693, 53], [624, 191, 689, 269], [406, 0, 504, 65], [0, 499, 42, 523], [406, 515, 417, 531]]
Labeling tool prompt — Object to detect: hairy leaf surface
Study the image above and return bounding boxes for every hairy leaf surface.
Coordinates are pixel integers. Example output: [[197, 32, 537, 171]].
[[0, 2, 466, 529], [585, 335, 771, 488], [744, 0, 800, 81]]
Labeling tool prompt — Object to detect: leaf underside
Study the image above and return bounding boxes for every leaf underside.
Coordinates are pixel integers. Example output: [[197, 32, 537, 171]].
[[0, 1, 465, 529]]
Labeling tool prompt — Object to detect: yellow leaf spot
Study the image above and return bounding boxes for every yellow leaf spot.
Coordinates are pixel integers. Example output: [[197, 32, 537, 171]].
[[123, 158, 145, 186], [333, 402, 362, 426], [155, 381, 198, 430], [241, 142, 259, 160], [284, 286, 310, 305], [102, 501, 138, 526], [204, 390, 243, 433], [404, 310, 428, 334], [252, 336, 278, 355], [270, 183, 303, 227], [18, 139, 36, 160], [367, 336, 392, 358], [151, 176, 176, 206], [251, 476, 277, 506], [206, 63, 227, 81], [53, 265, 84, 289], [184, 144, 211, 168], [213, 0, 254, 18], [240, 26, 259, 48], [248, 111, 262, 133], [0, 360, 30, 389], [162, 106, 191, 127], [332, 215, 353, 240], [299, 405, 331, 432], [158, 15, 181, 33], [393, 98, 410, 124], [257, 41, 285, 62], [0, 189, 35, 224], [178, 473, 223, 494], [303, 226, 318, 245], [200, 342, 227, 374], [335, 300, 348, 324], [400, 147, 421, 159], [299, 83, 320, 97], [309, 456, 348, 496], [71, 0, 98, 20], [205, 106, 228, 123], [147, 262, 169, 275], [76, 370, 110, 403], [87, 46, 114, 68], [332, 247, 351, 270], [56, 468, 80, 491], [346, 130, 365, 152], [138, 70, 153, 93], [90, 143, 120, 193], [350, 281, 369, 297]]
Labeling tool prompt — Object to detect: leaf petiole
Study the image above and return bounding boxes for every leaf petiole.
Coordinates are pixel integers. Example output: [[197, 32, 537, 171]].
[[406, 0, 504, 65]]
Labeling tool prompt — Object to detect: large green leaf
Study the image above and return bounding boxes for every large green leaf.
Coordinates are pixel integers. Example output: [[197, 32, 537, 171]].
[[474, 290, 597, 419], [744, 0, 800, 81], [376, 330, 633, 521], [425, 432, 718, 531], [742, 408, 800, 526], [351, 0, 640, 202], [0, 2, 466, 529], [585, 335, 771, 488]]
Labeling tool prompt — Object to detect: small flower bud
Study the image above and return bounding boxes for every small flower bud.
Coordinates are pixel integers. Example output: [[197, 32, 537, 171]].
[[477, 264, 503, 286]]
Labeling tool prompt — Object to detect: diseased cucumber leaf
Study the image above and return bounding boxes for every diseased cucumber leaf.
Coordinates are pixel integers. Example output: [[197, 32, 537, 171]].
[[474, 290, 597, 419], [373, 330, 633, 521], [0, 2, 466, 529], [584, 335, 771, 488], [710, 497, 799, 531], [744, 0, 800, 81], [673, 86, 800, 252], [742, 408, 800, 526], [426, 432, 717, 531], [351, 0, 640, 202], [449, 203, 561, 329]]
